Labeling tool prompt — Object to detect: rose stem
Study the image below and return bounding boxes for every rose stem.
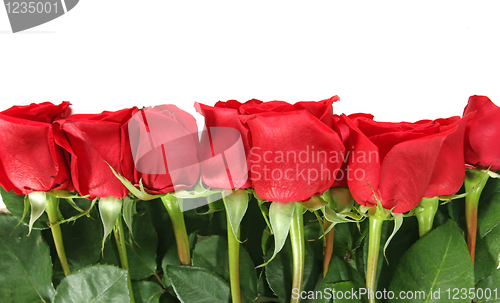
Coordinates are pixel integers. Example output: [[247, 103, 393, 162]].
[[290, 202, 305, 303], [45, 194, 71, 276], [226, 210, 242, 303], [415, 197, 439, 237], [113, 215, 135, 303], [161, 194, 191, 266], [366, 207, 385, 303], [323, 220, 334, 278], [464, 169, 489, 265]]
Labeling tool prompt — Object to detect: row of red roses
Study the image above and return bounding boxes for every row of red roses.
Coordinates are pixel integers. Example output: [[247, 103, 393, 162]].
[[2, 96, 495, 206], [0, 95, 498, 303]]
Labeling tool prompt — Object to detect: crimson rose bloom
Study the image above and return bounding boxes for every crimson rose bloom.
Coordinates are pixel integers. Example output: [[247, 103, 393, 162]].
[[345, 115, 468, 213], [196, 96, 339, 191], [241, 97, 345, 202], [128, 105, 200, 194], [463, 95, 500, 171], [0, 102, 73, 195], [331, 113, 374, 188], [54, 107, 137, 198]]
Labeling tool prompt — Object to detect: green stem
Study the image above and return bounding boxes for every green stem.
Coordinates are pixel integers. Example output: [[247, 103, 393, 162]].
[[464, 169, 489, 264], [323, 220, 334, 278], [226, 212, 241, 303], [161, 194, 191, 266], [290, 202, 305, 303], [45, 194, 71, 276], [366, 207, 386, 303], [415, 197, 439, 237], [113, 215, 135, 303]]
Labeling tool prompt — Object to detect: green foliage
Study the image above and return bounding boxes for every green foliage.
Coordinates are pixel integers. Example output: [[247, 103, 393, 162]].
[[0, 214, 55, 303], [2, 178, 500, 303], [389, 220, 474, 303], [53, 265, 130, 303], [167, 266, 231, 303], [193, 235, 258, 303]]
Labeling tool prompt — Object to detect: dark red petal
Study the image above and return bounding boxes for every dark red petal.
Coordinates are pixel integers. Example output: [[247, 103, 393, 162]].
[[466, 107, 500, 170], [246, 111, 345, 202], [343, 115, 381, 207], [378, 133, 448, 213], [61, 120, 130, 198], [196, 102, 252, 189], [463, 95, 498, 118], [1, 101, 71, 123], [129, 107, 200, 193], [425, 115, 469, 197], [0, 118, 71, 194]]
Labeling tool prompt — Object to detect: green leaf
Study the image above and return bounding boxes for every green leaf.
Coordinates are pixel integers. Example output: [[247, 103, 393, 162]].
[[144, 198, 176, 265], [53, 265, 130, 303], [99, 196, 123, 250], [161, 244, 181, 289], [0, 214, 55, 303], [475, 269, 500, 303], [317, 256, 366, 303], [319, 281, 364, 303], [100, 210, 158, 280], [265, 235, 322, 302], [45, 199, 103, 285], [389, 220, 474, 302], [477, 177, 500, 238], [132, 281, 163, 303], [239, 196, 268, 269], [223, 189, 249, 241], [167, 265, 231, 303], [259, 201, 295, 267], [0, 187, 49, 230], [126, 212, 158, 280], [475, 224, 500, 282], [192, 235, 258, 303], [323, 255, 365, 288], [332, 221, 367, 261]]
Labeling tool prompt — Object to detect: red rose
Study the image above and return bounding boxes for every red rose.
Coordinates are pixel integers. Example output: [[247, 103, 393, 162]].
[[54, 107, 137, 198], [195, 96, 339, 190], [0, 102, 73, 195], [239, 96, 338, 128], [345, 116, 468, 213], [463, 95, 500, 170], [331, 113, 374, 188], [241, 98, 345, 202], [195, 100, 254, 189], [128, 105, 200, 194]]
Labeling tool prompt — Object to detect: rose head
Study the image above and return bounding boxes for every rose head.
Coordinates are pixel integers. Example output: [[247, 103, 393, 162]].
[[54, 107, 137, 198], [463, 95, 500, 171], [240, 97, 345, 203], [345, 115, 469, 213], [196, 100, 253, 189], [331, 113, 374, 188], [0, 102, 73, 195], [128, 105, 200, 194], [195, 96, 340, 192]]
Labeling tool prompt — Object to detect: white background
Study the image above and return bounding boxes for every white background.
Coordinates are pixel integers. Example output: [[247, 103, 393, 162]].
[[1, 1, 500, 208]]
